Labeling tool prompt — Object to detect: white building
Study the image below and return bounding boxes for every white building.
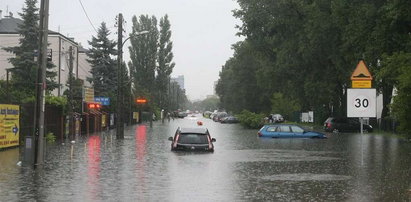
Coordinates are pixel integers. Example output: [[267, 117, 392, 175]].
[[0, 15, 92, 96]]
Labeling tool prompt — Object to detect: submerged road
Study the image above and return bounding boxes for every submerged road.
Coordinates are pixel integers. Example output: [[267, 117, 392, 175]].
[[1, 114, 411, 201]]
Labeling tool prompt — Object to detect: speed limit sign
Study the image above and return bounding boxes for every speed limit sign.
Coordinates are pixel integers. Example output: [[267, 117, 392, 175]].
[[347, 88, 376, 117]]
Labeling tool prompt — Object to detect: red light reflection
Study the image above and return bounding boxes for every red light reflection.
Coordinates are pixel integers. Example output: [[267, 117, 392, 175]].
[[87, 135, 101, 200], [135, 125, 147, 198], [135, 125, 147, 160]]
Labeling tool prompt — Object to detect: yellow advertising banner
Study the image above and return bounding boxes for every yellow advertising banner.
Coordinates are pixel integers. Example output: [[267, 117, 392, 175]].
[[133, 112, 139, 122], [75, 119, 81, 136], [102, 114, 107, 128], [83, 87, 95, 103], [0, 104, 20, 149]]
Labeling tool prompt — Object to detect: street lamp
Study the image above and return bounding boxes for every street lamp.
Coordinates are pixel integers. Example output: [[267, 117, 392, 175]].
[[122, 30, 149, 48]]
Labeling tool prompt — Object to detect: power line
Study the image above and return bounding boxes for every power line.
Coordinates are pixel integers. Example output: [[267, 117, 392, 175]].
[[78, 0, 98, 33]]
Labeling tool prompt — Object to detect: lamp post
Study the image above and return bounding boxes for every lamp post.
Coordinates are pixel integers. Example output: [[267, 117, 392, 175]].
[[116, 13, 148, 139]]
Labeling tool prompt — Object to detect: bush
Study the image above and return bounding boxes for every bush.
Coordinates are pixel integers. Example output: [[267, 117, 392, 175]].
[[45, 132, 56, 143], [237, 110, 265, 129]]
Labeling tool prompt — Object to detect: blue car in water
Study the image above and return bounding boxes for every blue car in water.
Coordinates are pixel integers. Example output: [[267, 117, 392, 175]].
[[258, 124, 327, 139]]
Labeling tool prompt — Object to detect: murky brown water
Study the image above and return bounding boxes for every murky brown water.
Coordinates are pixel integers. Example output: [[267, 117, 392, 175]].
[[1, 115, 411, 201]]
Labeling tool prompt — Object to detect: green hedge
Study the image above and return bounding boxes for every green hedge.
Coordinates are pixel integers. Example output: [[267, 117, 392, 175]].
[[237, 110, 265, 129]]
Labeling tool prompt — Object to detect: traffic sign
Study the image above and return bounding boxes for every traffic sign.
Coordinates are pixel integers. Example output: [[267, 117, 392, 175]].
[[87, 102, 101, 110], [351, 60, 373, 81], [352, 80, 371, 88], [95, 96, 110, 106], [347, 88, 376, 118]]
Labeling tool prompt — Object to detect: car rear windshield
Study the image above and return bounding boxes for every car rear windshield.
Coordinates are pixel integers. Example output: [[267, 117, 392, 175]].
[[178, 134, 209, 144]]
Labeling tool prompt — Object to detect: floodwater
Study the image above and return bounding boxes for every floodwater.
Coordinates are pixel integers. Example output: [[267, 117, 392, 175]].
[[1, 114, 411, 201]]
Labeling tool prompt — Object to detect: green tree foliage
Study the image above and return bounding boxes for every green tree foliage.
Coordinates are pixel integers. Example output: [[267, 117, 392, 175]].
[[86, 22, 117, 98], [188, 96, 220, 112], [63, 78, 83, 113], [217, 0, 411, 124], [378, 52, 411, 136], [157, 15, 175, 109], [216, 41, 265, 113], [270, 93, 301, 121], [168, 81, 188, 111], [3, 0, 58, 102], [129, 15, 159, 94]]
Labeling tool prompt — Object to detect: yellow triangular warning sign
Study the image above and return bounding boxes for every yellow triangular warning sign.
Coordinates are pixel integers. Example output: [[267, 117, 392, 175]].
[[351, 60, 373, 81]]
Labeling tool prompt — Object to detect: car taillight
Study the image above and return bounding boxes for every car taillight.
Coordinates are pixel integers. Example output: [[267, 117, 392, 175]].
[[173, 134, 179, 148], [258, 132, 262, 137], [327, 123, 331, 128]]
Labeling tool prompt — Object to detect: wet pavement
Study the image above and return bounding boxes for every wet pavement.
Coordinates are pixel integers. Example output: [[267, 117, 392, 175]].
[[1, 114, 411, 201]]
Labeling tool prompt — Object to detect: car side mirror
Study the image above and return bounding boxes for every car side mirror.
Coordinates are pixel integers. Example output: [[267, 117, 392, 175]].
[[168, 137, 173, 141], [211, 138, 216, 142]]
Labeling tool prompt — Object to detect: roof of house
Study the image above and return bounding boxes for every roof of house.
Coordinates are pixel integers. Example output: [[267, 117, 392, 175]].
[[78, 46, 89, 53], [0, 17, 22, 33], [0, 17, 77, 45]]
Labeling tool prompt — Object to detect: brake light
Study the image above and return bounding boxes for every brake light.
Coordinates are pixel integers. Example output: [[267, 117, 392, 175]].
[[258, 132, 262, 137], [207, 136, 212, 149], [173, 134, 179, 148]]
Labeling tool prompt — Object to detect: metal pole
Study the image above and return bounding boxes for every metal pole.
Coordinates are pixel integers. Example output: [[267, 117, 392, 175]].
[[360, 117, 363, 166], [116, 13, 124, 139], [68, 46, 74, 140], [33, 0, 49, 166]]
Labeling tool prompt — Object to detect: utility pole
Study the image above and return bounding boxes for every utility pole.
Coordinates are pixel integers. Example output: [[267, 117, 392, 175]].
[[68, 46, 74, 140], [116, 13, 124, 139], [33, 0, 49, 167]]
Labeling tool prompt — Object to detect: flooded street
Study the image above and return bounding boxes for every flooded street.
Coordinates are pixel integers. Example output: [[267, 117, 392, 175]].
[[1, 115, 411, 201]]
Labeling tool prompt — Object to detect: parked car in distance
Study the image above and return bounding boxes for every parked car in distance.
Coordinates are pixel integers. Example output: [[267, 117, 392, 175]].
[[323, 117, 373, 133], [220, 116, 239, 124], [270, 114, 284, 123], [168, 127, 216, 152], [258, 124, 327, 138], [213, 112, 228, 122], [177, 112, 187, 118]]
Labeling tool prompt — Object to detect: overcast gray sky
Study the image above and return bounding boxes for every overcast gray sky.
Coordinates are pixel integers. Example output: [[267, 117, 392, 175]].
[[1, 0, 242, 100]]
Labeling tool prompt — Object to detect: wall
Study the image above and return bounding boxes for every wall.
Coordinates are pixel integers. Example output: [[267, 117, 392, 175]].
[[0, 34, 19, 80]]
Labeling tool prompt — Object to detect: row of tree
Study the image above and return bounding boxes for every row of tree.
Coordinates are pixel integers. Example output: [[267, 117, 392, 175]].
[[0, 0, 188, 123], [87, 14, 187, 114], [216, 0, 411, 134]]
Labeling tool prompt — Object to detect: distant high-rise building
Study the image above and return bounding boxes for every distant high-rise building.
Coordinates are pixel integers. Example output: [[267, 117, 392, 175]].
[[171, 75, 184, 90]]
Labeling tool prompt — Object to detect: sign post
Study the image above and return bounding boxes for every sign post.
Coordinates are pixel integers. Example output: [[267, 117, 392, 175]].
[[347, 60, 376, 166]]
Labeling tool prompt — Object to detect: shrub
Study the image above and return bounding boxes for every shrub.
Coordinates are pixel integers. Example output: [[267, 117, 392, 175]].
[[237, 110, 265, 129], [45, 132, 56, 143]]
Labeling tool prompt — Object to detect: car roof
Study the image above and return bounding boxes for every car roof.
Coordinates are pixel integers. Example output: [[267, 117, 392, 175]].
[[179, 127, 208, 134], [263, 124, 299, 127]]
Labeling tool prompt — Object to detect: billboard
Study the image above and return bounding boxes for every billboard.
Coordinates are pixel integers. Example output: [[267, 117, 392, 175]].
[[83, 87, 95, 103], [0, 104, 20, 149]]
